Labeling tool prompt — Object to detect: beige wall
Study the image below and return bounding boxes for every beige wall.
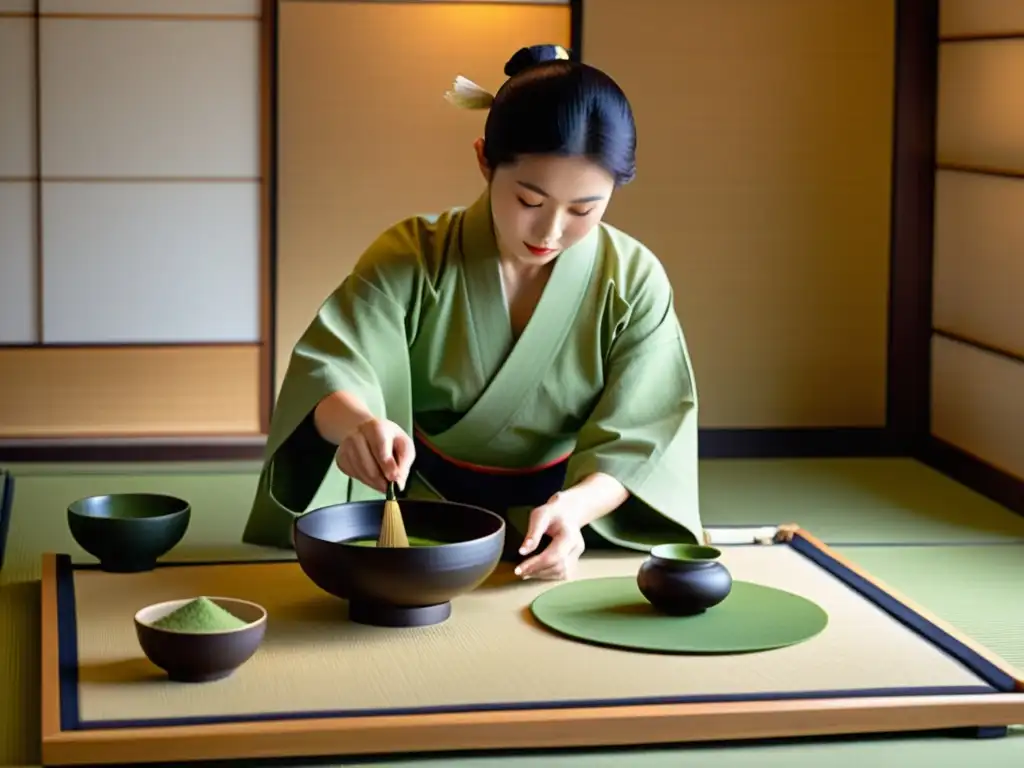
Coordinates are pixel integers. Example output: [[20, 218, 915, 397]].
[[581, 0, 894, 428], [0, 0, 269, 439], [0, 1, 915, 441], [277, 0, 896, 430], [931, 1, 1024, 480], [275, 0, 571, 389]]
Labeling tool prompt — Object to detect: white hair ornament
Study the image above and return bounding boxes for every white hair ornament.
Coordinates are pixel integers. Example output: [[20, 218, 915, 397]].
[[445, 46, 569, 110], [444, 76, 494, 110]]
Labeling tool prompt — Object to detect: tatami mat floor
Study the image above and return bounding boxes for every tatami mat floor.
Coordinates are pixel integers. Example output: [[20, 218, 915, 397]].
[[1, 458, 1022, 767]]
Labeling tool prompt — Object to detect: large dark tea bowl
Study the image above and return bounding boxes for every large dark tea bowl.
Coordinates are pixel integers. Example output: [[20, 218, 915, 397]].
[[134, 597, 267, 683], [637, 543, 733, 616], [293, 499, 505, 628], [68, 493, 190, 572]]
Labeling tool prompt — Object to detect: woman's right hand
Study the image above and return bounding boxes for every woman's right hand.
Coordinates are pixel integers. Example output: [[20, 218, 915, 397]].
[[335, 417, 415, 494]]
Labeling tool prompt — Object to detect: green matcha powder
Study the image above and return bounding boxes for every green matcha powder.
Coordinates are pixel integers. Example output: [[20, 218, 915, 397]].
[[151, 597, 248, 633]]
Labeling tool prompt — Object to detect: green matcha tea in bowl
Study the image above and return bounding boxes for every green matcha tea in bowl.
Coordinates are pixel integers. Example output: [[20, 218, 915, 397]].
[[134, 596, 267, 683]]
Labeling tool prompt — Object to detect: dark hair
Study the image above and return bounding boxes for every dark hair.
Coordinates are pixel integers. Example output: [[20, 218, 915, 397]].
[[482, 45, 637, 185]]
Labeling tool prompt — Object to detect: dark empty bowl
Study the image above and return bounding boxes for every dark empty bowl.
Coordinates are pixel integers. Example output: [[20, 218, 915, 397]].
[[637, 543, 733, 616], [68, 493, 190, 572], [293, 499, 505, 628], [134, 597, 267, 683]]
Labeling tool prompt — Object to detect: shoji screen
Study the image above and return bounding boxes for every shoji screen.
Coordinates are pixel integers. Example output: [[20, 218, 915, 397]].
[[0, 1, 270, 440], [275, 0, 571, 393], [580, 0, 895, 429], [0, 1, 35, 347], [931, 1, 1024, 479]]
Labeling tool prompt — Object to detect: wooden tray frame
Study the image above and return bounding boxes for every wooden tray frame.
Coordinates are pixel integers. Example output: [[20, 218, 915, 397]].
[[40, 528, 1024, 766]]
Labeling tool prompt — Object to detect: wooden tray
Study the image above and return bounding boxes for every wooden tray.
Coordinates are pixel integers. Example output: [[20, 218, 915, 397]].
[[40, 528, 1024, 766]]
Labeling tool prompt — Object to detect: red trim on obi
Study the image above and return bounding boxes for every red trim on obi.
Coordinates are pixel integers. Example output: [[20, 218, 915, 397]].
[[413, 427, 571, 476]]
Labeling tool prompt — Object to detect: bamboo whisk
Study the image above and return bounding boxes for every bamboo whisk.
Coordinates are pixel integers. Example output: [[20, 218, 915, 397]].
[[377, 481, 409, 548]]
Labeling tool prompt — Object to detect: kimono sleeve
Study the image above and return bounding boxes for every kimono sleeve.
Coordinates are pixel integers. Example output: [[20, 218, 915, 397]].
[[241, 218, 435, 549], [564, 256, 704, 551]]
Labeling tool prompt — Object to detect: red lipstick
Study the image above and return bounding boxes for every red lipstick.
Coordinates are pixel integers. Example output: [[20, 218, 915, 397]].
[[524, 243, 557, 257]]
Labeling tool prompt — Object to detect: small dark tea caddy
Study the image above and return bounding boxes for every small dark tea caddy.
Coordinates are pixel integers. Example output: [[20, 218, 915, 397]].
[[637, 543, 733, 615]]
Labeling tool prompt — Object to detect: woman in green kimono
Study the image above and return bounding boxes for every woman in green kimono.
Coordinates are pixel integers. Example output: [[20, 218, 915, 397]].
[[243, 44, 704, 580]]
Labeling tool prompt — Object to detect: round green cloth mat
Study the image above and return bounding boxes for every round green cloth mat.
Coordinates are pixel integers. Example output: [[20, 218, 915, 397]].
[[529, 577, 829, 654]]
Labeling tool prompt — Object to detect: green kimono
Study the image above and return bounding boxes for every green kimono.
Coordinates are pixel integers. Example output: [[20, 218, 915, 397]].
[[242, 190, 703, 552]]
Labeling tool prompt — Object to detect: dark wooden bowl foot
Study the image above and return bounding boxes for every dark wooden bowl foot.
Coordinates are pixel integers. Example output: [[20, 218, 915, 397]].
[[349, 600, 452, 627]]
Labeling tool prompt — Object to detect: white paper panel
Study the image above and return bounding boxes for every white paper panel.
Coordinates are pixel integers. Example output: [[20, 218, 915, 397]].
[[0, 18, 35, 177], [0, 1, 33, 13], [941, 0, 1024, 37], [931, 334, 1024, 480], [39, 18, 260, 177], [0, 182, 37, 344], [41, 182, 260, 344], [933, 170, 1024, 356], [40, 0, 260, 14], [937, 41, 1024, 172]]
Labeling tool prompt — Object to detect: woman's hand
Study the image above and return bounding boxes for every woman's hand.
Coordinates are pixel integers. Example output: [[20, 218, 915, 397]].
[[335, 417, 415, 494], [515, 473, 629, 581], [514, 492, 587, 580], [314, 391, 416, 494]]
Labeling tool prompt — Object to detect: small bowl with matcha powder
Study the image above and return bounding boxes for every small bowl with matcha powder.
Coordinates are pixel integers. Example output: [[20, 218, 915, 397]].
[[134, 596, 267, 683]]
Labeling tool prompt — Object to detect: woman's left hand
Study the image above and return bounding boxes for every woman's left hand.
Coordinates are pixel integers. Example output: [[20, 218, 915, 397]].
[[514, 492, 586, 581]]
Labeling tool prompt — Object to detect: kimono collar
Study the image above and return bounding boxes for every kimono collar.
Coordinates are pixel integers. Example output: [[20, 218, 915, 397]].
[[460, 188, 501, 262]]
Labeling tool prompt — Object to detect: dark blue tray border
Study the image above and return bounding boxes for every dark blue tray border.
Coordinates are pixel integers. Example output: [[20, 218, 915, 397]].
[[53, 529, 1020, 733], [0, 469, 13, 572]]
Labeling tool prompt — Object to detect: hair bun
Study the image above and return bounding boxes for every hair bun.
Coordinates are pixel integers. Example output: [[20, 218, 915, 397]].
[[504, 44, 571, 77]]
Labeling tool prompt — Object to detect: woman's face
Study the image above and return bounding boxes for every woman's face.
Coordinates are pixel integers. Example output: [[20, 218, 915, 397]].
[[475, 140, 615, 268]]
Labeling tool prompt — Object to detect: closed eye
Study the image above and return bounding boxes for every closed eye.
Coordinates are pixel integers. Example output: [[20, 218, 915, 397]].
[[519, 197, 594, 217]]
